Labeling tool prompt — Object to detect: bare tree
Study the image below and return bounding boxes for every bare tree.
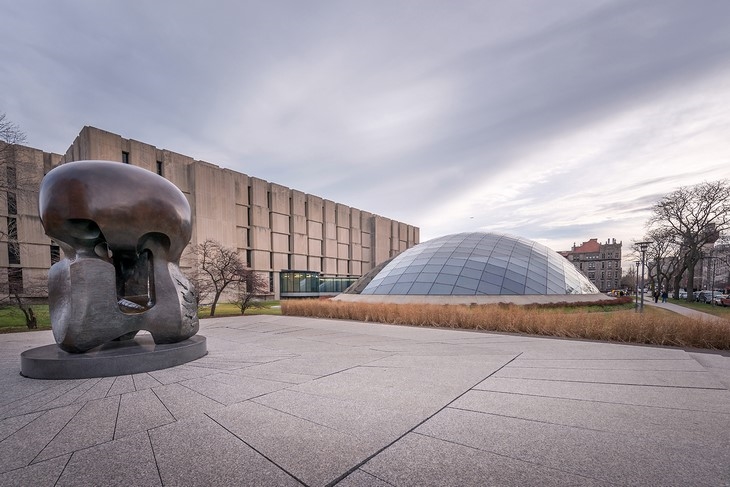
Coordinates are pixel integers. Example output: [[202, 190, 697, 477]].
[[0, 274, 47, 329], [0, 112, 27, 159], [642, 228, 682, 298], [648, 180, 730, 301], [189, 239, 251, 317], [234, 268, 269, 314]]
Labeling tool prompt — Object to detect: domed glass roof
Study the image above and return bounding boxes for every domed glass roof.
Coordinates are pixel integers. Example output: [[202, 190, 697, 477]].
[[360, 232, 599, 296]]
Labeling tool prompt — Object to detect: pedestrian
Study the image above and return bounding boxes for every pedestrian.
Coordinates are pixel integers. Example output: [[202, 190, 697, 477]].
[[653, 290, 659, 303], [661, 290, 668, 303]]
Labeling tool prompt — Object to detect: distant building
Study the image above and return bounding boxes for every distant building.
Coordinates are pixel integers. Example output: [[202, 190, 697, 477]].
[[559, 238, 622, 292], [1, 126, 419, 300]]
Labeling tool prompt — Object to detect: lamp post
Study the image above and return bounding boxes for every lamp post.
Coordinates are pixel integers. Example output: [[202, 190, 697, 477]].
[[635, 261, 640, 312], [637, 241, 652, 313]]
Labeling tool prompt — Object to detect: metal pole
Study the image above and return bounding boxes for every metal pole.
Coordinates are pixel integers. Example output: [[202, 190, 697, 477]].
[[635, 261, 640, 312], [636, 241, 652, 313]]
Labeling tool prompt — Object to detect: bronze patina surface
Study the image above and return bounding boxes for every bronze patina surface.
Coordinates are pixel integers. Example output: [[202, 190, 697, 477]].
[[39, 160, 199, 353]]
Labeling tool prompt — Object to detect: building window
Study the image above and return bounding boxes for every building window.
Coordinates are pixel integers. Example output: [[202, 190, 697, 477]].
[[7, 217, 17, 240], [122, 151, 130, 164], [50, 245, 60, 265], [6, 165, 16, 189], [156, 161, 164, 176], [7, 242, 20, 264], [8, 268, 22, 294], [607, 261, 612, 268], [6, 192, 16, 215], [7, 217, 19, 264]]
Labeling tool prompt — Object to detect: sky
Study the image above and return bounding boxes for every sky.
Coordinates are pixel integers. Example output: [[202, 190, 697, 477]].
[[1, 0, 729, 264]]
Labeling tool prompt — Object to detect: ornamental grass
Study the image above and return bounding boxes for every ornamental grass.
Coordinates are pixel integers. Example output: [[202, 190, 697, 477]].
[[281, 298, 730, 350]]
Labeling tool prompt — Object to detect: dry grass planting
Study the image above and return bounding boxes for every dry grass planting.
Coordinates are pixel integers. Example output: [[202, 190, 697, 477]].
[[282, 299, 730, 349]]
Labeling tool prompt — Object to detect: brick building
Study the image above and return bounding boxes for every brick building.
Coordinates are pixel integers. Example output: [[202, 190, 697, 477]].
[[559, 238, 622, 292]]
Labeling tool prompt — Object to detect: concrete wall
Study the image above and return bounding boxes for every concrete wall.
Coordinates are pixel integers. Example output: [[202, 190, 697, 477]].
[[53, 126, 419, 300]]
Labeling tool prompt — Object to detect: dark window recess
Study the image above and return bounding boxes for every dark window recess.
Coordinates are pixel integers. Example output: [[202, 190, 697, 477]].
[[8, 267, 22, 294], [6, 165, 16, 189], [7, 242, 20, 264], [7, 217, 17, 239], [7, 192, 17, 215], [156, 161, 164, 176], [246, 249, 252, 267], [50, 245, 61, 265], [122, 151, 130, 164]]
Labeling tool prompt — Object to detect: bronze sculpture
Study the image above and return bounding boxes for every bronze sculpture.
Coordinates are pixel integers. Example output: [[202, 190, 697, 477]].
[[39, 160, 199, 353]]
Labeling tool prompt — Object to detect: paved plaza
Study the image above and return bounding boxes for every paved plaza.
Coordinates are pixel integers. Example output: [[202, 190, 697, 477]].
[[1, 315, 728, 486]]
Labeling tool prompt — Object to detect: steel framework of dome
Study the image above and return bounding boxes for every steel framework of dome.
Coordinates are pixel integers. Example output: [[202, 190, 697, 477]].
[[358, 232, 599, 296]]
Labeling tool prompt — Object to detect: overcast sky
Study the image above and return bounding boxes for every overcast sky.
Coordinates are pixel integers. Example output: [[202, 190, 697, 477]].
[[2, 0, 729, 260]]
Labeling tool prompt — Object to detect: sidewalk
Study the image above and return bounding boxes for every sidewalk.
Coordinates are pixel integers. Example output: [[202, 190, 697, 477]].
[[1, 316, 729, 486], [644, 298, 728, 321]]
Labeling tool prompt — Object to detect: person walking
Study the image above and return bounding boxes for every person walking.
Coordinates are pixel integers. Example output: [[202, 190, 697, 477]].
[[661, 290, 668, 303], [653, 290, 659, 303]]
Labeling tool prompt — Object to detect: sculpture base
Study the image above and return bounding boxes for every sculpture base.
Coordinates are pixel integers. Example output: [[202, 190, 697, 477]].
[[20, 335, 207, 380]]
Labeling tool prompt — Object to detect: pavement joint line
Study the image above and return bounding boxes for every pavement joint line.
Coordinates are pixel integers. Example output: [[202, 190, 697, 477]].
[[446, 405, 621, 435], [52, 452, 72, 487], [489, 376, 728, 390], [151, 387, 178, 422], [111, 395, 121, 441], [29, 400, 86, 466], [204, 413, 308, 487], [308, 365, 361, 382], [356, 467, 398, 486], [248, 399, 359, 438], [324, 352, 523, 487], [175, 382, 230, 407], [410, 430, 624, 487], [146, 430, 164, 487], [470, 389, 730, 414]]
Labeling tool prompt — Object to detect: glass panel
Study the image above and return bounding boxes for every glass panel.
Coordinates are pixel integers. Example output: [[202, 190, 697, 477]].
[[453, 286, 477, 295], [390, 282, 413, 294], [455, 276, 480, 290], [459, 267, 482, 280], [429, 283, 454, 294], [441, 265, 462, 276], [407, 282, 433, 294], [415, 272, 439, 283], [435, 274, 458, 286], [477, 281, 502, 294]]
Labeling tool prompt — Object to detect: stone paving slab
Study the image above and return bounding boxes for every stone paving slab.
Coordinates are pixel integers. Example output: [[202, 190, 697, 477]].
[[0, 315, 728, 486]]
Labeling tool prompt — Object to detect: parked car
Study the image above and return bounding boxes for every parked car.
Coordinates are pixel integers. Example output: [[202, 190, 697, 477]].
[[713, 294, 730, 306], [678, 290, 688, 299], [695, 291, 714, 303]]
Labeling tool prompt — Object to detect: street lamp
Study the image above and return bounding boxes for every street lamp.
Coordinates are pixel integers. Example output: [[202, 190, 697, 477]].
[[635, 261, 640, 312], [637, 241, 652, 313]]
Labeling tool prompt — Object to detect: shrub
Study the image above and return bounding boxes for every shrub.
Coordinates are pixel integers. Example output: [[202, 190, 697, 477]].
[[281, 299, 730, 349]]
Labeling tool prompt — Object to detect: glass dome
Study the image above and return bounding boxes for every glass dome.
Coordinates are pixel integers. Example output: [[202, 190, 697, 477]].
[[360, 232, 599, 296]]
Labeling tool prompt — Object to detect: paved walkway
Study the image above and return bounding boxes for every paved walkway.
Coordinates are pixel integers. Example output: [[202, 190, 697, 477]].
[[644, 299, 728, 321], [1, 316, 729, 486]]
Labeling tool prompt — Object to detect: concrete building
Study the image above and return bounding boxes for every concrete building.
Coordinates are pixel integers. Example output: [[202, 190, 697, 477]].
[[559, 238, 622, 292], [1, 126, 418, 300]]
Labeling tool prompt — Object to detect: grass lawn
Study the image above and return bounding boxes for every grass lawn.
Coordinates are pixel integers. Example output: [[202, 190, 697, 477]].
[[0, 305, 52, 333], [667, 298, 730, 319], [1, 300, 282, 333], [198, 301, 282, 319]]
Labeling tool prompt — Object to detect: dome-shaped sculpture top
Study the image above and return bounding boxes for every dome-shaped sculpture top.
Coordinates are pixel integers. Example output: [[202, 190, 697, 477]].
[[360, 232, 599, 296]]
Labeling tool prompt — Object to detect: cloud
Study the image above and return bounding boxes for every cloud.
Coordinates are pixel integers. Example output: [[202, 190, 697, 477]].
[[1, 0, 730, 263]]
